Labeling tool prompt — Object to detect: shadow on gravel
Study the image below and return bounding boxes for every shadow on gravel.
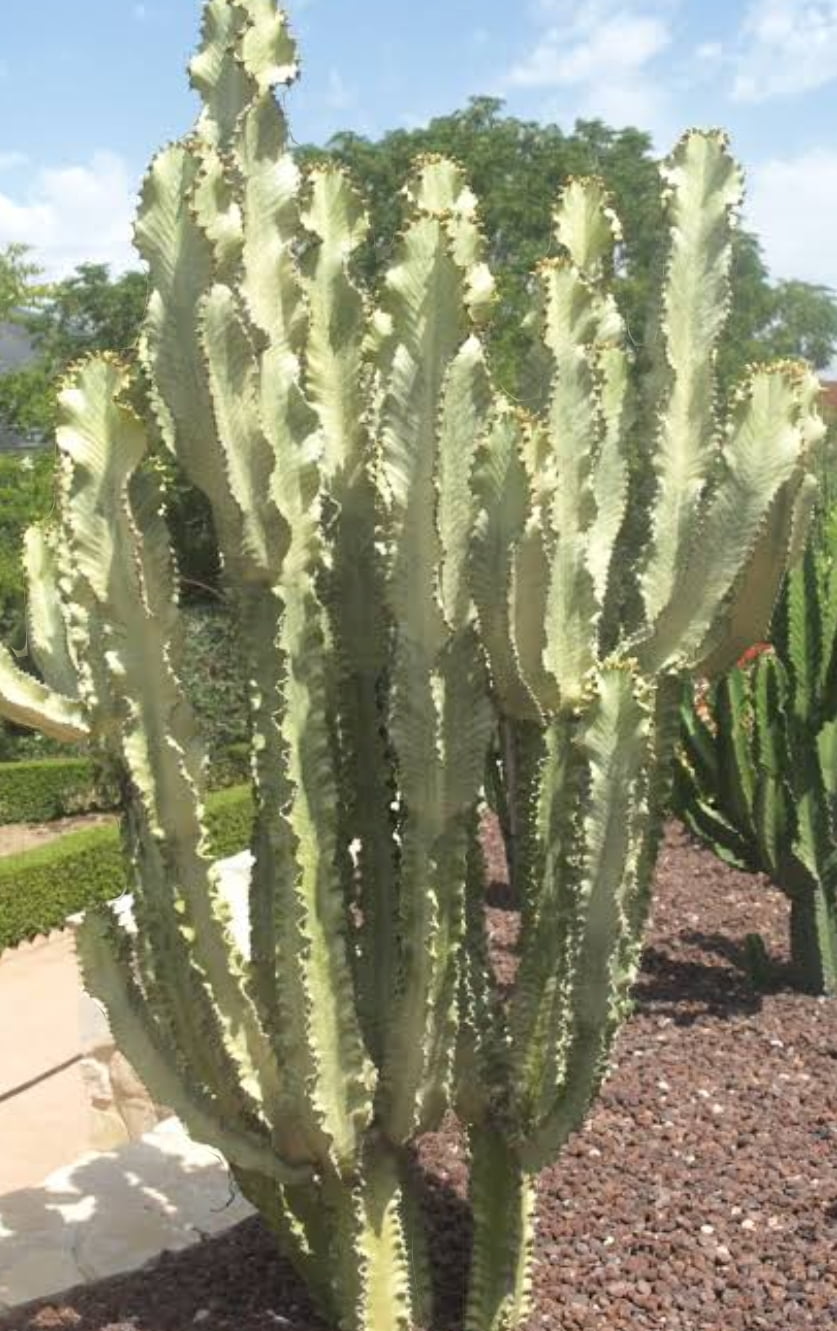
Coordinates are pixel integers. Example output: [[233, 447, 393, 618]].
[[405, 1150, 472, 1331], [680, 930, 798, 994], [633, 944, 763, 1024]]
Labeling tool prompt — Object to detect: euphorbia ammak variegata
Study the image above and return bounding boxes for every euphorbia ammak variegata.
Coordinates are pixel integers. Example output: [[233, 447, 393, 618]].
[[0, 3, 825, 1327]]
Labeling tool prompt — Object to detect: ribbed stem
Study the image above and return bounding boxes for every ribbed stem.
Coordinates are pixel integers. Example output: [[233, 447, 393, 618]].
[[232, 1168, 340, 1326], [789, 877, 837, 996], [236, 1140, 421, 1331], [465, 1125, 536, 1331]]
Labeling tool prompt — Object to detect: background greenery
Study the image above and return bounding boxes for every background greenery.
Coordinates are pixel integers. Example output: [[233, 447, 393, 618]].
[[299, 103, 837, 395], [0, 784, 254, 950], [0, 757, 117, 824], [0, 102, 836, 764], [0, 744, 250, 825]]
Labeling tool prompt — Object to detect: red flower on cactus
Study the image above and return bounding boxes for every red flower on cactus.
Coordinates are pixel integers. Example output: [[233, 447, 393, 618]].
[[737, 641, 772, 668]]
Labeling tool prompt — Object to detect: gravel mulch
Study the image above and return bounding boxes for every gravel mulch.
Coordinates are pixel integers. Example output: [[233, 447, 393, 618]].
[[2, 820, 836, 1331]]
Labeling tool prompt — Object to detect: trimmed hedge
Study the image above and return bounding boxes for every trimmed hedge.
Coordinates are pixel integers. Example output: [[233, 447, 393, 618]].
[[206, 742, 251, 791], [0, 784, 254, 952], [0, 757, 117, 824], [0, 745, 252, 825]]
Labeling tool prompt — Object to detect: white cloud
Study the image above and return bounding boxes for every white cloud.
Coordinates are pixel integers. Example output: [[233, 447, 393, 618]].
[[0, 152, 139, 278], [504, 2, 675, 142], [0, 152, 28, 172], [508, 13, 669, 87], [732, 1, 837, 101], [746, 147, 837, 294], [695, 40, 724, 62]]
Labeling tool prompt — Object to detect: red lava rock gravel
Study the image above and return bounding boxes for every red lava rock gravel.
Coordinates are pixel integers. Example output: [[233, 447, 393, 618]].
[[2, 821, 835, 1331]]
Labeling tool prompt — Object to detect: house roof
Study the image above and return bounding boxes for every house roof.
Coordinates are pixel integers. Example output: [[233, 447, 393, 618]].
[[0, 321, 35, 372]]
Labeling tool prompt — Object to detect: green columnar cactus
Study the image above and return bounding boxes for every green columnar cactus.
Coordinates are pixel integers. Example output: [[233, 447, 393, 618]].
[[0, 4, 825, 1328], [674, 533, 837, 995]]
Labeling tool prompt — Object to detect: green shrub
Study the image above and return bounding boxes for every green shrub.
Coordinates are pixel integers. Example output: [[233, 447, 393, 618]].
[[0, 452, 55, 645], [0, 724, 78, 763], [0, 744, 252, 825], [0, 756, 116, 823], [202, 783, 256, 860], [0, 783, 254, 951], [206, 741, 250, 790], [179, 602, 249, 755]]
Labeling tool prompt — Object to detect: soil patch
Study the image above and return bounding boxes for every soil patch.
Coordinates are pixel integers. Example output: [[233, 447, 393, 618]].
[[3, 821, 836, 1331]]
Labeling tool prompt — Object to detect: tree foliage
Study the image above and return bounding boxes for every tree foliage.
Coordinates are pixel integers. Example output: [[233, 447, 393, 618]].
[[0, 451, 55, 647], [763, 279, 837, 369], [2, 107, 835, 428], [0, 101, 834, 621], [300, 99, 837, 394], [0, 263, 149, 441], [0, 243, 47, 323], [300, 102, 665, 396]]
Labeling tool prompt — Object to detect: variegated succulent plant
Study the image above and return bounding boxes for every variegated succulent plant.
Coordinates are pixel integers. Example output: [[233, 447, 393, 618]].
[[0, 3, 825, 1328]]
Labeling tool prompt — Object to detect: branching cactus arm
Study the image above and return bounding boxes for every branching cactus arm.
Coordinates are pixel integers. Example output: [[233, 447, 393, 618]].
[[299, 163, 399, 1066], [0, 520, 88, 742], [81, 911, 307, 1184], [60, 359, 289, 1149], [190, 23, 376, 1178], [23, 525, 80, 699], [630, 133, 826, 674], [373, 157, 495, 1143], [464, 151, 823, 1326], [639, 132, 743, 626], [137, 1, 375, 1177], [0, 641, 88, 742], [642, 364, 825, 675]]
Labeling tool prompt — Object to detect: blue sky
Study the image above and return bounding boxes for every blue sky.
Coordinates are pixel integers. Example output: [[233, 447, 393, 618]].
[[0, 0, 836, 306]]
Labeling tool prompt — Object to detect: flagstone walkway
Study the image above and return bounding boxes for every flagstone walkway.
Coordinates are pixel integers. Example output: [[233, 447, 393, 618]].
[[0, 931, 91, 1195], [0, 850, 257, 1311], [0, 1117, 252, 1311]]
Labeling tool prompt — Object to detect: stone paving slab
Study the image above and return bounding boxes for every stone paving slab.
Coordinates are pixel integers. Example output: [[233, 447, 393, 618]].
[[0, 1117, 253, 1311], [0, 931, 91, 1194], [0, 852, 255, 1197]]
